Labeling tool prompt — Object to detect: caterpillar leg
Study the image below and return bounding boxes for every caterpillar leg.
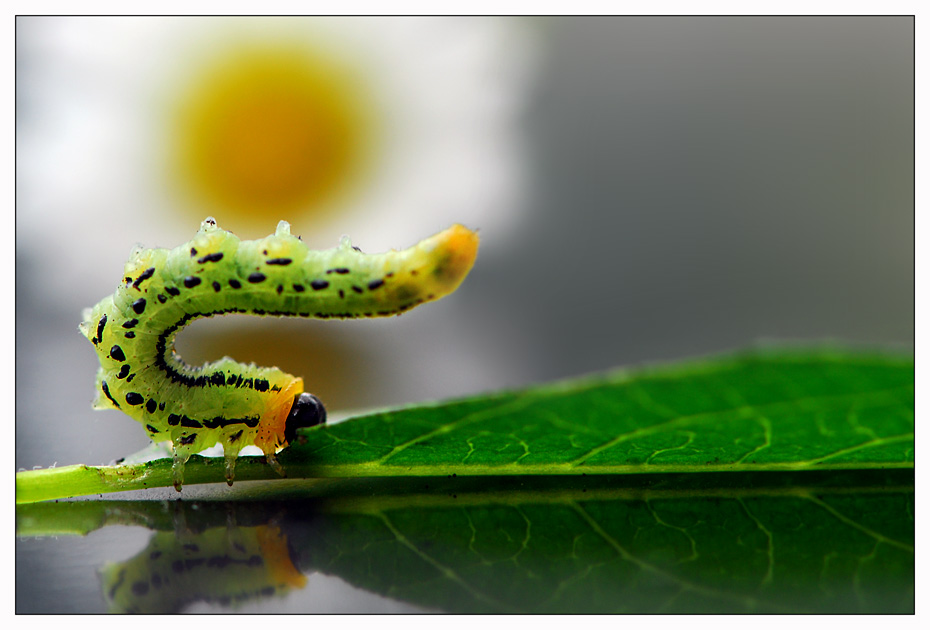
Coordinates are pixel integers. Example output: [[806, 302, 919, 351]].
[[264, 452, 286, 478], [171, 450, 191, 492], [222, 441, 240, 486]]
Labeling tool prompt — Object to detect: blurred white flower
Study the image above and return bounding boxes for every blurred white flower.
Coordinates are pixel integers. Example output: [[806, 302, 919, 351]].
[[17, 17, 538, 301]]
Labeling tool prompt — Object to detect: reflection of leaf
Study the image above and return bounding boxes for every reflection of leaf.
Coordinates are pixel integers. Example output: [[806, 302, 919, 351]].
[[16, 471, 914, 613], [16, 349, 913, 502], [290, 473, 914, 613]]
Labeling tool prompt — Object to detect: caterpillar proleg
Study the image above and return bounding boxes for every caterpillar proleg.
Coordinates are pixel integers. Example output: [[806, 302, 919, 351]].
[[80, 218, 479, 490]]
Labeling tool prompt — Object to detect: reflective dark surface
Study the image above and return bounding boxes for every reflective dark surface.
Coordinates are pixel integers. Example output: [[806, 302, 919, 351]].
[[16, 471, 914, 613]]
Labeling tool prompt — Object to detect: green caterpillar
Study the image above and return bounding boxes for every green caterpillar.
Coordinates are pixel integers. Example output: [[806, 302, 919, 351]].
[[80, 217, 479, 490]]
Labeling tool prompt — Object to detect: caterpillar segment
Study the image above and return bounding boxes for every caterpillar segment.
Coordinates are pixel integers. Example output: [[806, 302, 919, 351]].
[[80, 217, 479, 490]]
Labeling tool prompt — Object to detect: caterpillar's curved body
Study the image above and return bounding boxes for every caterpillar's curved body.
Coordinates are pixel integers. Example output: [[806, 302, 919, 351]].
[[80, 218, 479, 489]]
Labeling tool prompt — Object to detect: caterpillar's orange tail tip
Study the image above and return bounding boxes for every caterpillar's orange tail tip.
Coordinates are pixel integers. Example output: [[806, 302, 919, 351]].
[[423, 224, 480, 296]]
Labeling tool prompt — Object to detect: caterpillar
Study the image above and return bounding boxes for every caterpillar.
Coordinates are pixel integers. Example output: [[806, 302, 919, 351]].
[[80, 217, 479, 490]]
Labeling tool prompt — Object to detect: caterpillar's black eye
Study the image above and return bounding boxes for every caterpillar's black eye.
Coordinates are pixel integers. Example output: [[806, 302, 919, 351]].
[[283, 393, 326, 445]]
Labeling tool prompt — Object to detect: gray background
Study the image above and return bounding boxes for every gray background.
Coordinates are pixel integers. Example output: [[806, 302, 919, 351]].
[[504, 16, 913, 374]]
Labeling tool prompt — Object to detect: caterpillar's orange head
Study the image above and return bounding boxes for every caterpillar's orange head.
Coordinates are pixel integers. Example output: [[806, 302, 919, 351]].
[[255, 378, 326, 455]]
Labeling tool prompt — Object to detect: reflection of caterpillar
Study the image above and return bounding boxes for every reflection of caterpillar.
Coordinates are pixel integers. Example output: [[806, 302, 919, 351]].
[[100, 523, 306, 613], [80, 218, 479, 490]]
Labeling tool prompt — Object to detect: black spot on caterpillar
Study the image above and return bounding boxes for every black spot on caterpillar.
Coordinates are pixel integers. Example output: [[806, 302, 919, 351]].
[[132, 267, 156, 290], [91, 314, 107, 345], [80, 217, 479, 491]]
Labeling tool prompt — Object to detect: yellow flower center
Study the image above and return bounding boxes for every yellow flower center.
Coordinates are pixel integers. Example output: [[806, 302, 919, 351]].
[[170, 42, 375, 227]]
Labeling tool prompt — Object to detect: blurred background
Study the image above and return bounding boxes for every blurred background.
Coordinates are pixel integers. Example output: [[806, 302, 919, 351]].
[[17, 16, 913, 472]]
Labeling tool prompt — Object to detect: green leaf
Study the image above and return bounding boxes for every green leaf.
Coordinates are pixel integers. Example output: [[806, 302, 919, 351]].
[[293, 348, 913, 474], [16, 470, 914, 613], [15, 348, 913, 502]]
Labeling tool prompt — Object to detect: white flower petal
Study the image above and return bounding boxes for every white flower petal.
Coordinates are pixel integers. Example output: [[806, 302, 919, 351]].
[[18, 17, 539, 306]]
